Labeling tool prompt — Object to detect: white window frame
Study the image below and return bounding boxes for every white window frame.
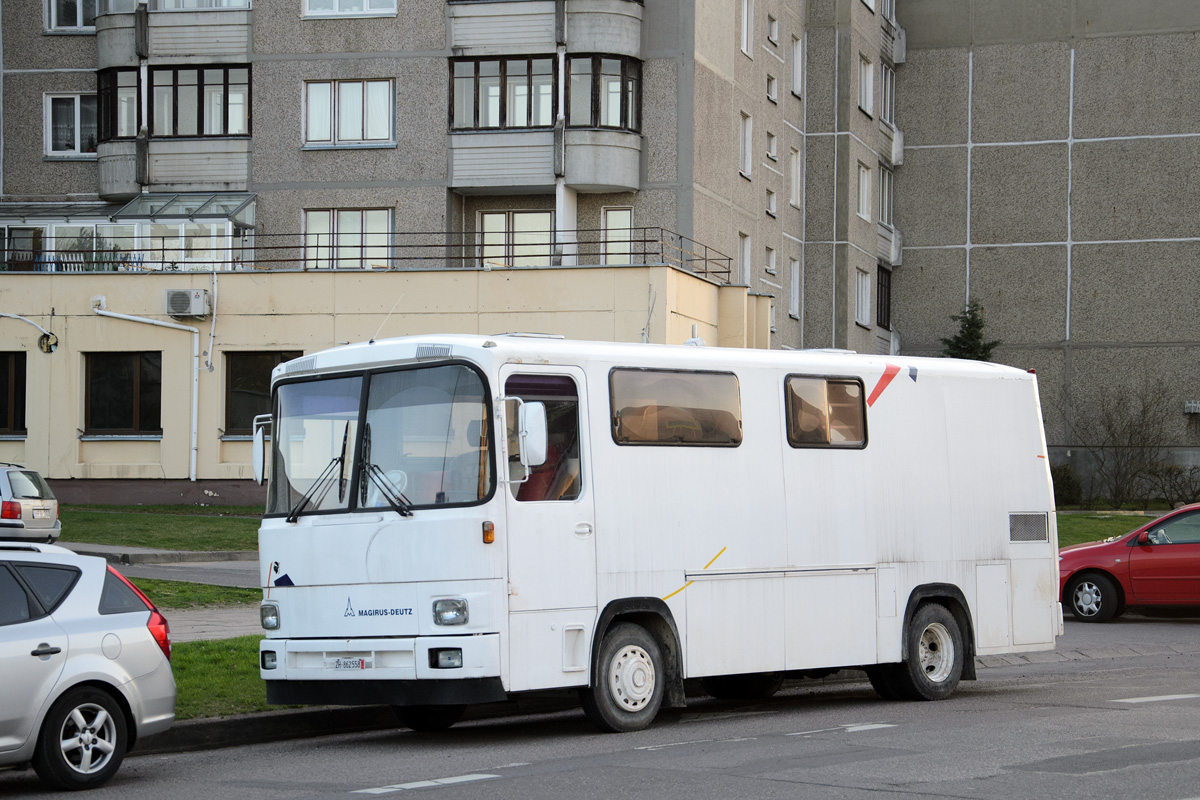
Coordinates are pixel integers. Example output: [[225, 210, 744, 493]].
[[44, 94, 97, 158], [601, 206, 634, 266], [879, 166, 894, 228], [789, 258, 801, 318], [766, 131, 778, 161], [881, 63, 896, 126], [739, 113, 753, 177], [304, 208, 392, 270], [858, 55, 874, 117], [767, 15, 779, 45], [738, 233, 751, 283], [861, 0, 876, 11], [766, 190, 777, 218], [792, 36, 803, 97], [767, 74, 778, 103], [304, 0, 397, 18], [49, 0, 96, 30], [741, 0, 753, 55], [765, 245, 776, 274], [480, 210, 555, 268], [880, 0, 895, 22], [857, 162, 872, 221], [855, 269, 871, 327], [790, 147, 801, 207], [305, 80, 394, 147]]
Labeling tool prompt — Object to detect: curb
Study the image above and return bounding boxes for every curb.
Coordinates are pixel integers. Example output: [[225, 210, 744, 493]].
[[60, 542, 257, 565]]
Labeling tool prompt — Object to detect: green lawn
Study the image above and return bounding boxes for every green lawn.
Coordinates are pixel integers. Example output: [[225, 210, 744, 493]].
[[61, 507, 260, 551], [172, 636, 283, 720], [1056, 512, 1158, 547], [130, 577, 261, 610]]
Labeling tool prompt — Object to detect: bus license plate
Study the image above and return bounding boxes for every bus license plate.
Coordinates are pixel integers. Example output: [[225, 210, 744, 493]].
[[329, 657, 371, 670]]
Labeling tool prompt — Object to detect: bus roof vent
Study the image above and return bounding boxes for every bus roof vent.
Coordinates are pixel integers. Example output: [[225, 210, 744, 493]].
[[285, 356, 316, 374], [1009, 512, 1048, 542], [415, 344, 453, 360]]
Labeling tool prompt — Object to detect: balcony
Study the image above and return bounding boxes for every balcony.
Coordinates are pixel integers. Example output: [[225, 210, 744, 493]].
[[566, 0, 643, 58], [95, 0, 251, 68]]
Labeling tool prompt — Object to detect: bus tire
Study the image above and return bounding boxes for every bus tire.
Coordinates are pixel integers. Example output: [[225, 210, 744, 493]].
[[580, 622, 664, 732], [893, 603, 963, 701], [392, 704, 466, 732], [701, 672, 784, 700], [865, 664, 905, 701]]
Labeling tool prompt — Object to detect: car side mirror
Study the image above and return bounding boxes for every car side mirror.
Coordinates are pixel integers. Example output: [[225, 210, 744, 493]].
[[1137, 531, 1150, 545]]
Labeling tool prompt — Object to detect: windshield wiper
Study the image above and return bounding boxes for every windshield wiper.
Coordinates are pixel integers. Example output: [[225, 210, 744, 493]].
[[359, 423, 415, 518], [286, 422, 350, 523]]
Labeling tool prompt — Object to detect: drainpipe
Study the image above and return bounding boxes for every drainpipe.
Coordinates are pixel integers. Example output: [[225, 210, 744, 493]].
[[91, 302, 200, 482]]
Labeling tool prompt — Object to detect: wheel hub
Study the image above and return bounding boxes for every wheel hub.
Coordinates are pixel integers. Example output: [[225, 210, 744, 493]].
[[610, 644, 655, 711], [918, 622, 954, 683]]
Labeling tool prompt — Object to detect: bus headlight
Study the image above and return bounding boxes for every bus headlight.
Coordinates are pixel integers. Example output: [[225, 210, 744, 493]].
[[261, 602, 281, 630], [433, 598, 468, 626]]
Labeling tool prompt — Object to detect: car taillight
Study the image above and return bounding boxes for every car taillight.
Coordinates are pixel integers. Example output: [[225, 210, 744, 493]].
[[1, 500, 20, 519], [107, 566, 172, 661]]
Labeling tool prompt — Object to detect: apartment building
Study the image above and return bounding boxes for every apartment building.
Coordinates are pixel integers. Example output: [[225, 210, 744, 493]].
[[0, 0, 902, 496]]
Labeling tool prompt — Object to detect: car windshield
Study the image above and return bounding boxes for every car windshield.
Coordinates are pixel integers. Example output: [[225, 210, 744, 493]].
[[8, 470, 54, 500], [266, 365, 492, 517]]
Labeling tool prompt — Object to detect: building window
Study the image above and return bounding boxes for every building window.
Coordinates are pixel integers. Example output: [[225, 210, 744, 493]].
[[765, 245, 776, 274], [50, 0, 96, 30], [737, 233, 751, 283], [304, 209, 390, 270], [566, 55, 641, 132], [861, 0, 876, 11], [84, 352, 162, 435], [879, 166, 894, 227], [766, 131, 777, 160], [306, 80, 393, 145], [855, 269, 871, 327], [881, 63, 896, 126], [858, 55, 873, 116], [792, 36, 803, 96], [304, 0, 396, 17], [790, 147, 801, 206], [789, 258, 800, 318], [767, 14, 779, 45], [45, 95, 97, 157], [0, 353, 27, 435], [451, 57, 555, 131], [857, 163, 871, 220], [226, 352, 301, 436], [739, 113, 752, 176], [740, 0, 753, 54], [880, 0, 893, 18], [98, 69, 138, 142], [876, 265, 892, 330], [150, 66, 250, 138], [480, 210, 553, 268], [767, 74, 778, 103], [766, 190, 777, 218], [602, 207, 633, 266]]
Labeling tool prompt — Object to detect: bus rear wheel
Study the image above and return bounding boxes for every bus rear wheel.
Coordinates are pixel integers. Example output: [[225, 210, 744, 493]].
[[580, 622, 664, 732], [392, 704, 466, 732], [892, 603, 964, 701]]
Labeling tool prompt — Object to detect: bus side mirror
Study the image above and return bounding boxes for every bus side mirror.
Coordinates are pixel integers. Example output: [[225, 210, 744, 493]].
[[252, 426, 266, 485], [519, 402, 548, 468]]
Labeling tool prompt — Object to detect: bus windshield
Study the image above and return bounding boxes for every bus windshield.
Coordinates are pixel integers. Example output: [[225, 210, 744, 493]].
[[266, 364, 493, 517]]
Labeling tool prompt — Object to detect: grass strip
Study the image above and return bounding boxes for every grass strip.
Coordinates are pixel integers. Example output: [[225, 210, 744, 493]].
[[60, 509, 259, 551], [130, 578, 261, 610], [1057, 513, 1156, 548], [172, 635, 282, 720], [66, 504, 263, 517]]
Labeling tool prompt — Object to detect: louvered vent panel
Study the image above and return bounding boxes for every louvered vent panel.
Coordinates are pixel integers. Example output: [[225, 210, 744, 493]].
[[416, 344, 453, 360], [1009, 512, 1049, 542]]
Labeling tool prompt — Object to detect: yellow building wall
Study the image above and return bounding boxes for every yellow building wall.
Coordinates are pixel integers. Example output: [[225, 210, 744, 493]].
[[0, 266, 762, 480]]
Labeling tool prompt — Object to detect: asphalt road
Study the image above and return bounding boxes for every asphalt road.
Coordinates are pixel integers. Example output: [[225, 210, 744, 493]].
[[4, 615, 1199, 799]]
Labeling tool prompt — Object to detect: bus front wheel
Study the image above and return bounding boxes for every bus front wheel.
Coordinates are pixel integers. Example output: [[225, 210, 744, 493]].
[[580, 622, 664, 732], [893, 603, 963, 701]]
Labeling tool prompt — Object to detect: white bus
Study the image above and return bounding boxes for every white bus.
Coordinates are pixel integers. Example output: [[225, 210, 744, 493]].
[[254, 333, 1061, 732]]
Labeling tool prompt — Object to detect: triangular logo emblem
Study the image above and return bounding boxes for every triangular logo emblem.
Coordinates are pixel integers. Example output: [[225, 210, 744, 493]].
[[344, 597, 355, 618]]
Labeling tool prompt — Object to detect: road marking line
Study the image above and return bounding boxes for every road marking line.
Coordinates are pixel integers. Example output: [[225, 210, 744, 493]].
[[353, 774, 499, 794], [1113, 694, 1200, 704], [843, 723, 897, 732], [636, 739, 714, 751]]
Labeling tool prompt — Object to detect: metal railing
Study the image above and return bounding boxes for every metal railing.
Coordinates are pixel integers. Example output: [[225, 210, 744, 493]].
[[0, 228, 733, 283]]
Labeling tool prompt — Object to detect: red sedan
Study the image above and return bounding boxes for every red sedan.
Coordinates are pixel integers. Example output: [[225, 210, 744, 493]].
[[1059, 504, 1200, 622]]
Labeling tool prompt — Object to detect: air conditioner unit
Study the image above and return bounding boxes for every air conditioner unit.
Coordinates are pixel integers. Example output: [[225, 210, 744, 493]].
[[166, 289, 211, 318]]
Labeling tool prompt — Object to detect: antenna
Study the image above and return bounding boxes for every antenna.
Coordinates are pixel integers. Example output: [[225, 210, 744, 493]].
[[370, 292, 405, 344]]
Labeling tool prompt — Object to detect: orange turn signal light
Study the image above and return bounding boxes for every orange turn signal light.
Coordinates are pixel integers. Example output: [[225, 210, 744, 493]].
[[482, 521, 495, 544]]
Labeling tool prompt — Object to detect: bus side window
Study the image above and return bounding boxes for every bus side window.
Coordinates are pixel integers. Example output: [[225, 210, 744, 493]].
[[785, 375, 866, 448], [505, 374, 582, 502]]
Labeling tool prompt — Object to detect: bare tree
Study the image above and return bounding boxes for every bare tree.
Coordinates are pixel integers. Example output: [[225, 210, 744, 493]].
[[1069, 379, 1174, 508]]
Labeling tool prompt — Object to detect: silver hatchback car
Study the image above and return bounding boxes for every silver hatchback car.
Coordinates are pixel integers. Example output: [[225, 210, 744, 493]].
[[0, 543, 175, 790], [0, 464, 60, 543]]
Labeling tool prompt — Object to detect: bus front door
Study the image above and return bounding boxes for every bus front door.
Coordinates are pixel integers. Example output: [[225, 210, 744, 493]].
[[502, 366, 597, 691]]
